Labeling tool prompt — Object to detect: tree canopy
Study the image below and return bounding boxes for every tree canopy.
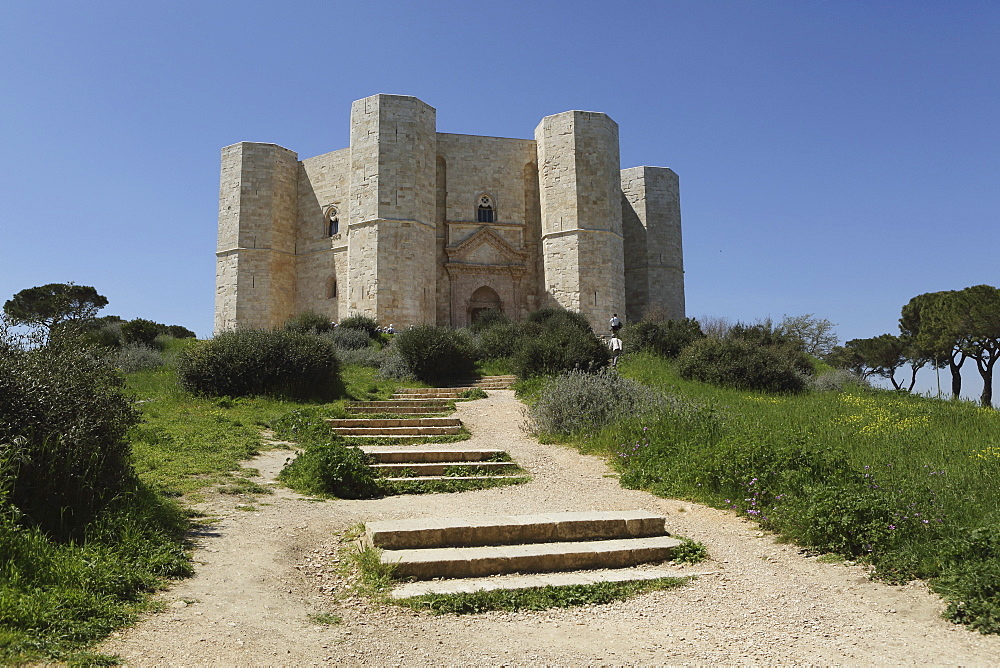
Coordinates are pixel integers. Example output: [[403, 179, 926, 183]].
[[3, 283, 108, 333]]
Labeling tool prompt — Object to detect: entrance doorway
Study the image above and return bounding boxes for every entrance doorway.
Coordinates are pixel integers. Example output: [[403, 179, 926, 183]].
[[468, 286, 502, 324]]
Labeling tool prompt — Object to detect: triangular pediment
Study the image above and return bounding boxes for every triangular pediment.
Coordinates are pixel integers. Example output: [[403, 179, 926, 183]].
[[446, 227, 526, 266]]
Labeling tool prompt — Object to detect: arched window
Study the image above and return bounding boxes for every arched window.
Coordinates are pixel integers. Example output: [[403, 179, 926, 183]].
[[326, 207, 340, 237], [476, 194, 495, 223]]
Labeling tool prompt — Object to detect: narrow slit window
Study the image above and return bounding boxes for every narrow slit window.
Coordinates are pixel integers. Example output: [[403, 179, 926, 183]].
[[326, 207, 340, 236]]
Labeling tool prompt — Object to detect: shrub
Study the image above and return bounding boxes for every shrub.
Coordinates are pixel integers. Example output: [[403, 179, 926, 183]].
[[120, 318, 164, 347], [0, 333, 139, 539], [176, 329, 343, 400], [377, 348, 416, 380], [526, 307, 593, 332], [278, 441, 381, 499], [727, 319, 813, 374], [513, 319, 609, 378], [165, 324, 196, 339], [339, 315, 380, 339], [473, 322, 528, 361], [621, 318, 704, 359], [676, 337, 806, 393], [528, 369, 667, 435], [285, 310, 334, 334], [323, 326, 374, 351], [392, 325, 475, 384], [113, 343, 164, 373], [808, 369, 871, 392], [272, 409, 381, 499], [337, 346, 385, 368], [469, 309, 510, 333]]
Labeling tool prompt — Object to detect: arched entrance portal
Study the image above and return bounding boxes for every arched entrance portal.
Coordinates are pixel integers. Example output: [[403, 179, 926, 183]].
[[468, 286, 502, 324]]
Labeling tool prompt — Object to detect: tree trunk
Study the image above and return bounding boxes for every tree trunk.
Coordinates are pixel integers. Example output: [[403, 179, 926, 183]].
[[949, 359, 963, 399], [977, 356, 996, 408]]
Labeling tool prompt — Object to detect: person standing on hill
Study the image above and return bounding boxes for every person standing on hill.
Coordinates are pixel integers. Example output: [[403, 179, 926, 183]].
[[609, 313, 622, 335], [608, 335, 623, 366]]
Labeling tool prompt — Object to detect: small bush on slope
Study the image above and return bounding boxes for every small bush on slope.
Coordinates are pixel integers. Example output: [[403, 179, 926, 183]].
[[176, 329, 343, 400]]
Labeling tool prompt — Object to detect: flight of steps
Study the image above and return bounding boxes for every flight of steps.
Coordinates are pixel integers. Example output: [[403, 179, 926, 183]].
[[363, 510, 683, 598], [359, 446, 525, 484], [335, 377, 526, 486]]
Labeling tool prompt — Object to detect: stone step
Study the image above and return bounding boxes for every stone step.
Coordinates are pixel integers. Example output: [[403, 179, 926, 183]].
[[381, 475, 526, 483], [347, 406, 450, 415], [390, 566, 704, 599], [327, 417, 462, 428], [365, 510, 667, 550], [392, 393, 465, 400], [394, 387, 466, 396], [335, 426, 462, 436], [372, 461, 518, 476], [359, 447, 506, 463], [380, 535, 682, 580], [348, 399, 454, 408]]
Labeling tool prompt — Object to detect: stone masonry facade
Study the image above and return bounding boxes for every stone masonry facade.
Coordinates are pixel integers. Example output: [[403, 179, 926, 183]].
[[215, 94, 684, 334]]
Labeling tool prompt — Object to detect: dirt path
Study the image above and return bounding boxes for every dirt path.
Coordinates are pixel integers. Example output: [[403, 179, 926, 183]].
[[101, 390, 1000, 665]]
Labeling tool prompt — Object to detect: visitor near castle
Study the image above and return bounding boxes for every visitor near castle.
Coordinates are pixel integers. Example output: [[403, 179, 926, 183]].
[[608, 335, 623, 366]]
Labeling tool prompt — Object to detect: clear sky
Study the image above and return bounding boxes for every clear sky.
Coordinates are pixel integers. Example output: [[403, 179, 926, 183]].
[[2, 1, 997, 396]]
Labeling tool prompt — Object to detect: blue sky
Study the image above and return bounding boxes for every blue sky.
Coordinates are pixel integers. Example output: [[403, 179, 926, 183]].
[[2, 1, 997, 397]]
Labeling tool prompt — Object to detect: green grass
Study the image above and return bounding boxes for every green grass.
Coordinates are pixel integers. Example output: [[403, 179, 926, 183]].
[[380, 475, 530, 495], [395, 577, 690, 614], [567, 352, 1000, 633], [2, 351, 422, 663]]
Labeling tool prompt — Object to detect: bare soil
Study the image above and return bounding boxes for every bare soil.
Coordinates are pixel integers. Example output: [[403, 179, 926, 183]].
[[101, 390, 1000, 665]]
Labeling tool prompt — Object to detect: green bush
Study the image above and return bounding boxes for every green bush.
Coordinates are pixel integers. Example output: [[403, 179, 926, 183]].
[[621, 318, 704, 359], [285, 310, 335, 334], [0, 333, 139, 539], [271, 409, 381, 499], [526, 307, 593, 332], [676, 337, 806, 393], [176, 329, 343, 400], [727, 320, 813, 374], [513, 318, 609, 378], [164, 324, 196, 339], [528, 369, 667, 435], [113, 343, 164, 373], [469, 309, 510, 333], [120, 318, 163, 348], [323, 326, 373, 350], [392, 325, 475, 384], [339, 315, 380, 339], [473, 322, 527, 361]]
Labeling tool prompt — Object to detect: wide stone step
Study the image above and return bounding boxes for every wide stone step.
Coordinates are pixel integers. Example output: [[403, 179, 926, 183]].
[[365, 510, 666, 550], [381, 475, 526, 484], [390, 566, 699, 599], [359, 447, 506, 463], [348, 399, 453, 408], [327, 417, 462, 428], [380, 535, 682, 580], [336, 426, 462, 436], [347, 406, 450, 415], [394, 388, 466, 396], [372, 461, 518, 476]]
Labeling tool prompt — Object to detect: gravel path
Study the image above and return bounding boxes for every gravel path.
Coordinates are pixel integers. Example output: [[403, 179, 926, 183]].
[[101, 390, 1000, 665]]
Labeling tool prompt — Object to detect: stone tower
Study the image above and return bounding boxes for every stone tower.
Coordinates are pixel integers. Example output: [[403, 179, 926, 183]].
[[347, 94, 437, 326], [621, 166, 684, 322], [215, 142, 298, 332], [535, 111, 625, 331]]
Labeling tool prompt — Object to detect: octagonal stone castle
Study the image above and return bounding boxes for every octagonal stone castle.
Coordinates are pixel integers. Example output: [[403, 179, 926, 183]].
[[215, 94, 683, 334]]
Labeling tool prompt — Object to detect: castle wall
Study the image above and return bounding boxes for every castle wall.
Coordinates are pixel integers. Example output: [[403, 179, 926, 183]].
[[621, 166, 685, 322], [214, 142, 298, 332], [296, 148, 350, 321], [535, 111, 624, 332]]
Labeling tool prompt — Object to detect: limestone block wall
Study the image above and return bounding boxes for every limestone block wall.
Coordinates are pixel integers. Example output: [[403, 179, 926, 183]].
[[535, 111, 625, 332], [215, 142, 298, 332], [621, 166, 684, 322], [294, 148, 350, 321], [375, 220, 437, 325]]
